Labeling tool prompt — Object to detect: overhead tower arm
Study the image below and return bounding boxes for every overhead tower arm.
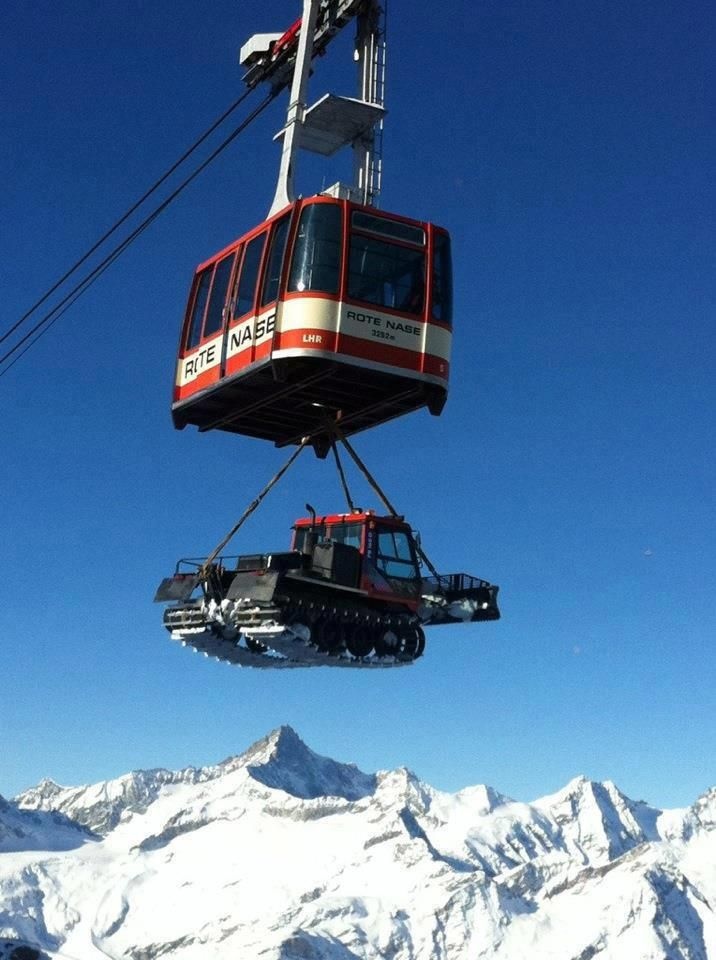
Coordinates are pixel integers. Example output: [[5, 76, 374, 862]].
[[240, 0, 386, 215]]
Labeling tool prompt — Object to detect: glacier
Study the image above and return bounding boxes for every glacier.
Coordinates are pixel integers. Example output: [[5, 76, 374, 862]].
[[1, 726, 714, 959]]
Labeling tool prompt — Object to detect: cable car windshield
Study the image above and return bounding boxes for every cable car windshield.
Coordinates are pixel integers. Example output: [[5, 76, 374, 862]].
[[204, 254, 235, 337], [288, 203, 342, 295], [185, 269, 212, 349], [233, 233, 265, 319], [348, 212, 426, 315], [432, 232, 453, 326], [352, 211, 425, 246], [261, 215, 291, 306]]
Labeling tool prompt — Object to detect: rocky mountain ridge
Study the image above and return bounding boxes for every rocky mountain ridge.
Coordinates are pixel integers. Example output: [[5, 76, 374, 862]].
[[2, 726, 714, 959]]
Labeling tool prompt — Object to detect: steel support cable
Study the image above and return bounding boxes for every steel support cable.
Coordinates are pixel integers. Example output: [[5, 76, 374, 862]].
[[0, 195, 180, 377], [0, 88, 257, 350], [330, 438, 358, 513], [337, 431, 442, 581], [337, 432, 400, 516], [0, 89, 279, 377], [0, 193, 172, 374], [0, 6, 353, 355], [198, 435, 311, 579], [0, 249, 123, 377]]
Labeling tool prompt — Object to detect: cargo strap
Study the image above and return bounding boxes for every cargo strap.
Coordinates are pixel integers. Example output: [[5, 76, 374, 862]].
[[198, 434, 311, 579], [199, 421, 442, 586], [329, 438, 358, 513], [328, 422, 442, 582]]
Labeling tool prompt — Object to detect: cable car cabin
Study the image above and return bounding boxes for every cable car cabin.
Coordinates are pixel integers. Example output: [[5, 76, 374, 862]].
[[172, 196, 452, 453]]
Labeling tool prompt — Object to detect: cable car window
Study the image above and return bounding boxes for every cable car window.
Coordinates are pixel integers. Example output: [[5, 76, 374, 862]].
[[348, 235, 425, 315], [352, 211, 425, 246], [186, 268, 212, 350], [203, 254, 235, 337], [261, 215, 291, 306], [376, 529, 419, 580], [288, 203, 342, 294], [432, 233, 453, 326], [234, 233, 266, 318]]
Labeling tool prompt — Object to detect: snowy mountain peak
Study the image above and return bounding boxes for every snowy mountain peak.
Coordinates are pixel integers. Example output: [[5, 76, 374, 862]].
[[1, 730, 714, 960], [14, 765, 201, 835], [537, 773, 592, 803], [14, 727, 375, 837], [32, 778, 62, 798], [375, 766, 437, 815], [454, 782, 511, 815], [681, 786, 716, 839], [242, 725, 377, 801], [14, 778, 65, 811], [534, 773, 663, 863], [692, 786, 716, 825], [238, 723, 306, 765]]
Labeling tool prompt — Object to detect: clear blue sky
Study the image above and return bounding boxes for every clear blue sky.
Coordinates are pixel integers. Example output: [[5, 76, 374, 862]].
[[1, 0, 714, 809]]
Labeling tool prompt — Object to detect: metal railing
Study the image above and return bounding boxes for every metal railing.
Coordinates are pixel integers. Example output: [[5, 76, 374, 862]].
[[422, 572, 494, 595]]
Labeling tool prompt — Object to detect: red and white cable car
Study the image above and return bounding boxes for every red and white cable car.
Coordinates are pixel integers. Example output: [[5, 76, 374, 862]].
[[156, 2, 501, 669], [171, 0, 452, 453], [173, 195, 452, 451]]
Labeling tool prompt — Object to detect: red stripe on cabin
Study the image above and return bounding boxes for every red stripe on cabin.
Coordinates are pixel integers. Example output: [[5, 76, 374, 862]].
[[225, 349, 252, 377], [275, 329, 339, 352], [274, 328, 448, 381], [174, 365, 221, 401], [254, 339, 272, 362], [423, 353, 450, 380], [336, 333, 422, 373]]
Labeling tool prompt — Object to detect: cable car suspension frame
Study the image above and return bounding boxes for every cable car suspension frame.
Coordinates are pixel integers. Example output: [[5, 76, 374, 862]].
[[241, 0, 387, 214]]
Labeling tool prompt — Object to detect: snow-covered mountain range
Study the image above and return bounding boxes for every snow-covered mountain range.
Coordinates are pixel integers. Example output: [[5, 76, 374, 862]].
[[1, 726, 714, 959]]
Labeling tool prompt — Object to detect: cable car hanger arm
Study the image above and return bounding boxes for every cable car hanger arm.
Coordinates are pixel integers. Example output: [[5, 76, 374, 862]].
[[242, 0, 376, 92]]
